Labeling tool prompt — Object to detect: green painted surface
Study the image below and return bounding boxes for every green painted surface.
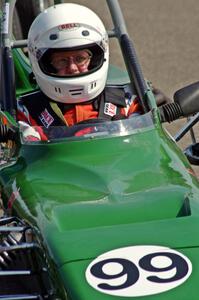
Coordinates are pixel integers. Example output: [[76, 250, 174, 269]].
[[13, 48, 37, 97], [1, 120, 199, 298], [1, 47, 199, 299]]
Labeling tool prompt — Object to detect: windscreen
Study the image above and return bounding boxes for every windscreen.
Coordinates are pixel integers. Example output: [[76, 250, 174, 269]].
[[20, 112, 155, 144]]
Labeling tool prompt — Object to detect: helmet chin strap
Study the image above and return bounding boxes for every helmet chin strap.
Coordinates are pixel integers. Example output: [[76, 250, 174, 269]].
[[49, 102, 68, 126]]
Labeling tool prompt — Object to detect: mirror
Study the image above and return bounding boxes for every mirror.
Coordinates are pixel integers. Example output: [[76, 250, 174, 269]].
[[174, 81, 199, 116], [159, 81, 199, 123]]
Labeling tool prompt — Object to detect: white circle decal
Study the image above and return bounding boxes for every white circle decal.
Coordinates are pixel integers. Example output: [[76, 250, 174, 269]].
[[85, 245, 192, 297]]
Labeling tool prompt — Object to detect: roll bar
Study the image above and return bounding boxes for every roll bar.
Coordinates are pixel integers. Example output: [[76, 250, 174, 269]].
[[0, 0, 17, 116]]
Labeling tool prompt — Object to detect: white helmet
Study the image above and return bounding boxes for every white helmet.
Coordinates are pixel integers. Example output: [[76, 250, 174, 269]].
[[28, 3, 109, 104]]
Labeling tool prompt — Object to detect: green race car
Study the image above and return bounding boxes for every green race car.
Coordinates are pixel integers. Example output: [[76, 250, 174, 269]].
[[0, 1, 199, 299]]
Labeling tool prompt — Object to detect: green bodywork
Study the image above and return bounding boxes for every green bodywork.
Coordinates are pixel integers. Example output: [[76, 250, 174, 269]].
[[1, 44, 199, 300], [13, 48, 37, 96]]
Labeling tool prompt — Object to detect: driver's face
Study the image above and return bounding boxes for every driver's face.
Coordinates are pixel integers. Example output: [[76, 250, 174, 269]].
[[50, 49, 92, 76]]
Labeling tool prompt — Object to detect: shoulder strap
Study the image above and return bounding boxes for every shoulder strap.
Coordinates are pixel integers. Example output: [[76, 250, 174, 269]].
[[49, 102, 68, 126], [18, 90, 66, 127], [97, 86, 126, 120]]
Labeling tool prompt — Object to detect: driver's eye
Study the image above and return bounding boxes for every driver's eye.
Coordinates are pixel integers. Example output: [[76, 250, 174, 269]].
[[59, 58, 68, 65], [75, 56, 86, 63], [51, 58, 69, 69]]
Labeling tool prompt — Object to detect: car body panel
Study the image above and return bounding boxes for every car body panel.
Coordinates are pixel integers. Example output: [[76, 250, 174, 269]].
[[1, 1, 199, 299]]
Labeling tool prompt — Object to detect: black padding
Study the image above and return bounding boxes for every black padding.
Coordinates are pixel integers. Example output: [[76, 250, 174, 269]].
[[174, 81, 199, 116]]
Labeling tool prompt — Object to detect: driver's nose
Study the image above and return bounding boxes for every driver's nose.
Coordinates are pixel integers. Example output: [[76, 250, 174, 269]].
[[66, 58, 79, 74]]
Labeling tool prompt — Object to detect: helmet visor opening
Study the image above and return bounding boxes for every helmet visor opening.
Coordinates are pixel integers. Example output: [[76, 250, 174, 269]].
[[38, 45, 105, 78]]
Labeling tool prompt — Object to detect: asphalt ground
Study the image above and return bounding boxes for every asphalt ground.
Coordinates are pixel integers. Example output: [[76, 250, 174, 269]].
[[63, 0, 199, 174]]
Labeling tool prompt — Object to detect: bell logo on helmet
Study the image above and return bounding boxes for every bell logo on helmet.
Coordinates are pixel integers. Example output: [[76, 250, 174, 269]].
[[58, 23, 80, 31]]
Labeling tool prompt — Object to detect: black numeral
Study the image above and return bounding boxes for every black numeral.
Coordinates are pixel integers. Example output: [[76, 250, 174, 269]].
[[90, 258, 139, 290], [139, 252, 189, 283]]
